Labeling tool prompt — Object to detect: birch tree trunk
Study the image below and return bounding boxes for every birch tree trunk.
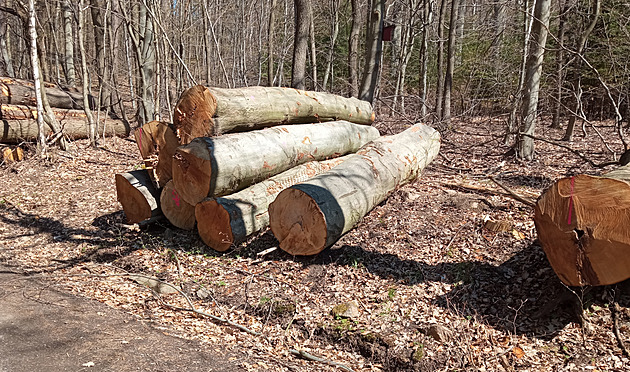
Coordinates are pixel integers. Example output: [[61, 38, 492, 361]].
[[516, 0, 551, 160], [28, 0, 46, 156]]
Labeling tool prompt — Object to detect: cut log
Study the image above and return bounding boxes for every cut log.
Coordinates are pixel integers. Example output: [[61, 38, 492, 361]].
[[115, 170, 161, 224], [134, 121, 180, 188], [196, 156, 350, 252], [2, 146, 23, 163], [173, 85, 217, 144], [535, 165, 630, 286], [172, 121, 380, 205], [269, 123, 441, 256], [0, 76, 95, 109], [1, 104, 130, 143], [173, 85, 375, 138], [160, 180, 196, 230]]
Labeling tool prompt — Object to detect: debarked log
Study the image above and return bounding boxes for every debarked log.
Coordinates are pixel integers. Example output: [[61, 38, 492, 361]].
[[115, 170, 162, 224], [173, 85, 375, 139], [1, 104, 130, 143], [172, 121, 380, 205], [535, 165, 630, 286], [268, 123, 441, 256], [195, 156, 350, 252]]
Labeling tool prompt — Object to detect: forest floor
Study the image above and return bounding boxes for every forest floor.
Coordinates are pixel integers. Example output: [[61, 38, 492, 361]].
[[1, 117, 629, 371]]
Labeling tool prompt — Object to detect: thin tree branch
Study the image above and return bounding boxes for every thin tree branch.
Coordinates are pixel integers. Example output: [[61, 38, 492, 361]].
[[290, 349, 356, 372]]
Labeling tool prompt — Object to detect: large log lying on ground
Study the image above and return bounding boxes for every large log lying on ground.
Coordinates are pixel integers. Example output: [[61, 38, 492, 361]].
[[269, 123, 441, 256], [174, 85, 375, 139], [172, 121, 380, 205], [196, 156, 350, 252], [115, 170, 162, 224], [160, 180, 196, 230], [1, 104, 130, 143], [134, 121, 180, 188], [535, 165, 630, 286], [1, 76, 95, 109]]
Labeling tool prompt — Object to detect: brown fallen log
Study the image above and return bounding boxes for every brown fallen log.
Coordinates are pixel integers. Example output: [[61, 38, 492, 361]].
[[535, 165, 630, 286], [0, 104, 130, 143], [115, 170, 161, 224], [269, 123, 441, 256], [173, 85, 375, 139], [134, 121, 180, 188], [0, 76, 95, 109], [172, 121, 380, 205], [173, 85, 217, 144], [160, 180, 196, 230], [196, 156, 350, 252]]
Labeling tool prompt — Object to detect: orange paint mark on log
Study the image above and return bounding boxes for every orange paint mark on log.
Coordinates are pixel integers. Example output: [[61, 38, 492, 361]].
[[263, 161, 274, 169], [410, 126, 421, 132], [302, 136, 312, 144]]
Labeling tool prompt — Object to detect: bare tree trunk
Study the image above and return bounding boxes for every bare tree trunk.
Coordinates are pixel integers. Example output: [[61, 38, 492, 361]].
[[419, 0, 432, 118], [78, 0, 96, 147], [28, 0, 46, 156], [435, 0, 446, 120], [348, 0, 361, 97], [517, 0, 551, 160], [61, 0, 75, 86], [358, 0, 384, 103], [442, 0, 460, 125], [308, 0, 317, 90], [322, 0, 339, 91], [1, 12, 15, 77], [291, 0, 310, 89], [267, 0, 277, 86], [551, 0, 568, 129]]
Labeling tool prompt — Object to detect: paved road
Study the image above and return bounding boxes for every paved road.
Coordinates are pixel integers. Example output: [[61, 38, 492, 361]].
[[0, 269, 246, 372]]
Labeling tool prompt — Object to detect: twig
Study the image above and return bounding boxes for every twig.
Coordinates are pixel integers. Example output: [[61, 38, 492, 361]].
[[289, 349, 356, 372], [611, 301, 630, 358], [488, 176, 536, 207], [519, 133, 613, 168]]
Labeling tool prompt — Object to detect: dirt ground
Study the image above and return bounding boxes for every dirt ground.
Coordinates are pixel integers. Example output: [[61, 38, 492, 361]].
[[1, 117, 629, 371]]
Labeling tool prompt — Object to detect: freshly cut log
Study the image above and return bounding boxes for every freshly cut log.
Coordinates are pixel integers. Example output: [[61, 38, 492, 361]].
[[134, 121, 180, 188], [1, 104, 130, 143], [173, 85, 375, 138], [2, 146, 23, 163], [535, 165, 630, 286], [173, 85, 217, 144], [269, 123, 441, 256], [0, 76, 95, 109], [160, 180, 196, 230], [115, 170, 161, 224], [196, 156, 350, 252], [172, 121, 380, 205]]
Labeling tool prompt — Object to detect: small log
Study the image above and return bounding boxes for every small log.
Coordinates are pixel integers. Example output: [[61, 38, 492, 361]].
[[535, 165, 630, 286], [0, 76, 95, 109], [115, 170, 161, 224], [173, 85, 375, 138], [160, 180, 196, 230], [173, 85, 217, 144], [1, 104, 130, 143], [269, 123, 441, 255], [196, 156, 349, 252], [1, 146, 23, 163], [172, 121, 380, 205], [134, 121, 180, 188]]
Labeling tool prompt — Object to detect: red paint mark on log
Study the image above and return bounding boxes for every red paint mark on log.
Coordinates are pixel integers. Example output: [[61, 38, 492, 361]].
[[263, 161, 273, 169], [172, 189, 181, 207]]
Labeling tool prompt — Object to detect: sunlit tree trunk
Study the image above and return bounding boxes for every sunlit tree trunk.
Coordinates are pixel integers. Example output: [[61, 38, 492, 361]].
[[348, 0, 361, 97], [551, 0, 568, 129], [291, 0, 310, 89], [442, 0, 460, 125], [0, 12, 14, 77], [358, 0, 384, 103], [78, 0, 96, 146], [267, 0, 277, 86], [28, 0, 46, 156], [435, 0, 446, 120], [61, 0, 75, 85]]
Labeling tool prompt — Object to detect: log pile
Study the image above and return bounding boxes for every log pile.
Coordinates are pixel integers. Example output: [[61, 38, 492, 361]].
[[535, 165, 630, 286], [117, 85, 439, 255]]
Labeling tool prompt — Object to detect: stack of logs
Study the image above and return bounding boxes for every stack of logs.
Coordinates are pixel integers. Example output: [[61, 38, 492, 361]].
[[116, 85, 441, 256]]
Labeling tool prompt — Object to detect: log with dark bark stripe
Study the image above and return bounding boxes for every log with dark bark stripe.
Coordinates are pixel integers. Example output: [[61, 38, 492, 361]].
[[0, 76, 95, 109], [173, 85, 375, 139], [269, 123, 441, 256], [171, 121, 380, 205], [195, 156, 350, 252], [134, 121, 180, 188], [160, 180, 196, 230], [535, 165, 630, 286], [1, 104, 130, 143], [115, 170, 161, 224]]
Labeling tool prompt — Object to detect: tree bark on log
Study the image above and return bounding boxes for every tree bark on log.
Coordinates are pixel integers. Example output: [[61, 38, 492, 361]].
[[173, 85, 375, 139], [535, 165, 630, 286], [196, 156, 350, 252], [269, 123, 441, 256], [172, 121, 380, 205], [160, 180, 196, 230], [1, 104, 130, 143], [115, 170, 161, 224], [134, 121, 180, 188], [0, 76, 95, 109]]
